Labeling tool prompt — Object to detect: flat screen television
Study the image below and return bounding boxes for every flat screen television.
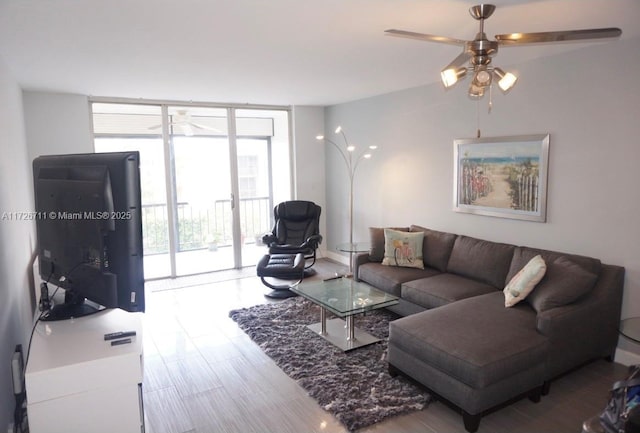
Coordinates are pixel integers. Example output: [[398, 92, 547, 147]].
[[33, 151, 145, 320]]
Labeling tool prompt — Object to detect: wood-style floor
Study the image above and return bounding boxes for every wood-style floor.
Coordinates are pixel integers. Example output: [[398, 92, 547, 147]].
[[142, 259, 627, 433]]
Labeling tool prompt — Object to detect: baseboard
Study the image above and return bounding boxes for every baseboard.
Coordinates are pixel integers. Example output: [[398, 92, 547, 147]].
[[316, 247, 328, 259], [615, 348, 640, 366], [325, 250, 349, 266]]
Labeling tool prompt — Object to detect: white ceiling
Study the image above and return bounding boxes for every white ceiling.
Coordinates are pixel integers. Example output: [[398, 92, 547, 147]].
[[0, 0, 637, 106]]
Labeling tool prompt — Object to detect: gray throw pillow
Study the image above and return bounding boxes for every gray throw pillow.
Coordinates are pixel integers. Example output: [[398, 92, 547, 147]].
[[410, 225, 457, 272], [446, 235, 515, 288], [526, 256, 598, 313]]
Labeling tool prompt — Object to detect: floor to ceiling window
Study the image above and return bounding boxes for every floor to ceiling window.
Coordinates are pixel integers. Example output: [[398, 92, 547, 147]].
[[91, 100, 291, 279]]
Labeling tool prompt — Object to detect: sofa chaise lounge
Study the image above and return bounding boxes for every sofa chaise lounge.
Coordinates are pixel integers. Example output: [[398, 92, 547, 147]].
[[354, 225, 625, 432]]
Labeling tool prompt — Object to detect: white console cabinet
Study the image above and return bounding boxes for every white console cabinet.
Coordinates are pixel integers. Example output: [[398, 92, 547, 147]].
[[25, 309, 144, 433]]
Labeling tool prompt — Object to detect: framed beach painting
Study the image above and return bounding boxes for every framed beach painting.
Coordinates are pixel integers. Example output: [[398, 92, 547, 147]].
[[453, 134, 550, 222]]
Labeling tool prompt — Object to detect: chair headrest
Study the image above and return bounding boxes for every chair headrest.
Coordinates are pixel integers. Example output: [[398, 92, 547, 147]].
[[274, 201, 321, 222]]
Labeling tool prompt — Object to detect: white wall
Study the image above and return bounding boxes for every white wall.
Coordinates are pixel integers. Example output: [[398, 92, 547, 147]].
[[323, 38, 640, 351], [292, 106, 327, 256], [0, 57, 37, 430], [23, 91, 92, 161]]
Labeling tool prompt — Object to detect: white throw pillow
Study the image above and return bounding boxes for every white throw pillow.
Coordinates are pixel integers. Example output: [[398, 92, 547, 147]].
[[381, 228, 424, 269], [504, 254, 547, 307]]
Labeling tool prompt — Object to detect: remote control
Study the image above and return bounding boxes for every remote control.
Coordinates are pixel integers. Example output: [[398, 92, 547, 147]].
[[111, 338, 132, 346], [104, 331, 136, 341]]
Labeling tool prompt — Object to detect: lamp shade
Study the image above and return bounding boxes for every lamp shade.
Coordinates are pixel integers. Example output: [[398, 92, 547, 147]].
[[441, 67, 467, 88], [468, 83, 485, 99], [472, 68, 492, 87], [440, 51, 471, 88], [494, 68, 517, 92]]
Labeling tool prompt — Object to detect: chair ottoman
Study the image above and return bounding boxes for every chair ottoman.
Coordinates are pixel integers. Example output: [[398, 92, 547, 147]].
[[256, 253, 305, 299]]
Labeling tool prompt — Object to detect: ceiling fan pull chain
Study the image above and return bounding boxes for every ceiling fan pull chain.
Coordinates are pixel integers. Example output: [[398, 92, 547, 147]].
[[476, 100, 481, 138], [490, 84, 494, 112]]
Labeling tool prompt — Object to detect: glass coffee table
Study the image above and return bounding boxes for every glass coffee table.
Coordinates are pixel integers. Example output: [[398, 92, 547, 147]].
[[291, 277, 399, 351]]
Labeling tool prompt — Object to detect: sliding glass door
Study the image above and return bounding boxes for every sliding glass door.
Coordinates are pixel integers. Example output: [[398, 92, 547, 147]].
[[92, 101, 291, 279], [236, 138, 272, 267], [92, 103, 171, 279], [171, 106, 235, 275]]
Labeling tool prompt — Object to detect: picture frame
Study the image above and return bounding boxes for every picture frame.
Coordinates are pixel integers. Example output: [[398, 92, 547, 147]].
[[453, 134, 550, 222]]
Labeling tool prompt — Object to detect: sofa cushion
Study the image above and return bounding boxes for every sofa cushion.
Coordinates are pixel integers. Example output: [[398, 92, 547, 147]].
[[401, 273, 496, 309], [410, 225, 457, 272], [527, 256, 599, 313], [389, 291, 548, 389], [382, 229, 424, 269], [447, 235, 515, 288], [506, 246, 601, 283], [357, 262, 439, 297], [504, 255, 547, 307], [368, 226, 409, 262]]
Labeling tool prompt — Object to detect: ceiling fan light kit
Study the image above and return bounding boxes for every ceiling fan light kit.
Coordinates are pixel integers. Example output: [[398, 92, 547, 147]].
[[386, 3, 621, 105]]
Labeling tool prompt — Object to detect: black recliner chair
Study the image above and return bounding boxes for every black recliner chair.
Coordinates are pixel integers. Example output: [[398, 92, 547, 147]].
[[262, 200, 323, 271], [257, 201, 322, 298]]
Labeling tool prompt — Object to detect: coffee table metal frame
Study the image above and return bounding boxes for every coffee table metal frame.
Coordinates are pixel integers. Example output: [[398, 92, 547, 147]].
[[291, 277, 398, 351]]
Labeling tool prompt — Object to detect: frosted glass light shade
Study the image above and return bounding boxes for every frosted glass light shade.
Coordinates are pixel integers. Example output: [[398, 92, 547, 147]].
[[494, 68, 517, 92], [441, 67, 467, 88]]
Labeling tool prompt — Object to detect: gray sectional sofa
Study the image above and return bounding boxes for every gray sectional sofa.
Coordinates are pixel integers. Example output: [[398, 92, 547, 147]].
[[353, 225, 625, 432]]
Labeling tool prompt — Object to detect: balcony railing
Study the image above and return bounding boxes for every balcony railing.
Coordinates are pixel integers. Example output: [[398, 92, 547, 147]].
[[141, 197, 272, 255]]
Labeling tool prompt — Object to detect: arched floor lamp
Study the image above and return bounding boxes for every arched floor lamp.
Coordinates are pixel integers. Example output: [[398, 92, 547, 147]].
[[316, 126, 377, 273]]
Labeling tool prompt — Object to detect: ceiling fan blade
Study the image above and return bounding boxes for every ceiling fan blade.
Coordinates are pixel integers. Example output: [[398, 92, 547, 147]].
[[384, 29, 466, 46], [495, 27, 622, 45], [181, 124, 194, 136], [190, 122, 222, 133], [446, 51, 472, 69]]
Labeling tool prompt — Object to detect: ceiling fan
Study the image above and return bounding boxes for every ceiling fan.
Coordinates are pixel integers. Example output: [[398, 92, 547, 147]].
[[149, 109, 221, 136], [385, 4, 622, 99]]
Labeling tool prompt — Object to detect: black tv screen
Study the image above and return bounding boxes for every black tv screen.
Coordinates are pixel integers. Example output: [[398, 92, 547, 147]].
[[33, 151, 145, 320]]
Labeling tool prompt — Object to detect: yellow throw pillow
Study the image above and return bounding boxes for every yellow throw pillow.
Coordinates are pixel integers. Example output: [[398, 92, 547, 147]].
[[381, 228, 424, 269], [504, 254, 546, 307]]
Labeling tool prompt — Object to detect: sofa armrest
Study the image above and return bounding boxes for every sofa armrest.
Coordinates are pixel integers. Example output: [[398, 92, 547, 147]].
[[536, 264, 625, 377], [353, 252, 371, 281]]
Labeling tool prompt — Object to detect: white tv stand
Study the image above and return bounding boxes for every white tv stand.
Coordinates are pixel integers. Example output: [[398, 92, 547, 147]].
[[25, 309, 144, 433]]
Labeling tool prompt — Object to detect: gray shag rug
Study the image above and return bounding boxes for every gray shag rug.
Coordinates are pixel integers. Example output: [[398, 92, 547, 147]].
[[229, 297, 430, 431]]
